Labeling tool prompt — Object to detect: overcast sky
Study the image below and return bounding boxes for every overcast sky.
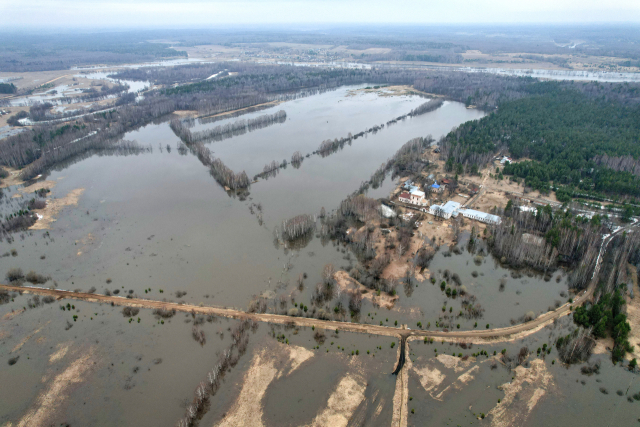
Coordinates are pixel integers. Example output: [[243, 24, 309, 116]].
[[2, 0, 640, 28]]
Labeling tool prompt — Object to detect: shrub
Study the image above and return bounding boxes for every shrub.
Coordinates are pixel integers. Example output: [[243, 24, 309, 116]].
[[27, 199, 46, 210], [288, 308, 300, 317], [391, 342, 396, 348], [6, 268, 24, 282], [25, 271, 49, 284], [122, 307, 140, 317], [152, 308, 176, 318]]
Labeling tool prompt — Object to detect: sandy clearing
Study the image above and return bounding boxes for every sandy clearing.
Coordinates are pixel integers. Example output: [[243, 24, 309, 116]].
[[216, 344, 313, 427], [593, 336, 614, 355], [16, 347, 95, 427], [488, 359, 553, 427], [30, 187, 84, 230], [0, 167, 26, 189], [17, 180, 57, 194], [412, 364, 445, 394], [172, 110, 199, 117], [433, 365, 480, 400], [49, 343, 70, 364], [334, 270, 398, 309], [11, 321, 49, 353], [306, 374, 367, 427], [435, 354, 475, 373]]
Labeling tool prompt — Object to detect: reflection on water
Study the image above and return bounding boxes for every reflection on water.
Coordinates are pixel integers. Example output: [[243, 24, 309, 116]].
[[1, 85, 486, 316]]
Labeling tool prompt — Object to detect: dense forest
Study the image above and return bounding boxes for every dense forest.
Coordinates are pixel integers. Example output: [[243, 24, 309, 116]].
[[436, 81, 640, 200]]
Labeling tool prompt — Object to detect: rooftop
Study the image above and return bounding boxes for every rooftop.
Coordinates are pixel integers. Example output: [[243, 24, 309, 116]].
[[458, 208, 502, 224]]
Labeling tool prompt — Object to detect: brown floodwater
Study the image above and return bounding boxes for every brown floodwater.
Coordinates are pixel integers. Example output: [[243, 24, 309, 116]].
[[1, 84, 631, 426]]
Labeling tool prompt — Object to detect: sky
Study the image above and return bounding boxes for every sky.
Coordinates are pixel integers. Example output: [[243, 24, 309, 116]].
[[1, 0, 640, 28]]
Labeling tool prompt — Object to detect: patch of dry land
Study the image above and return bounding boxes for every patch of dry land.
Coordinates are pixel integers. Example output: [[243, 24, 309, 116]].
[[307, 371, 367, 427], [30, 187, 85, 230], [0, 167, 27, 188], [216, 344, 314, 427], [216, 342, 369, 427], [334, 270, 399, 309], [488, 359, 554, 427], [14, 347, 96, 427], [347, 85, 423, 98]]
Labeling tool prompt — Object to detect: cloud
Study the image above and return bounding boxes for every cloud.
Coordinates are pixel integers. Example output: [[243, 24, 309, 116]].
[[1, 0, 639, 28]]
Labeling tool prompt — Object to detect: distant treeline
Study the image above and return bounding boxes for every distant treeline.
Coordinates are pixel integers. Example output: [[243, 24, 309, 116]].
[[402, 53, 463, 63], [0, 32, 187, 72]]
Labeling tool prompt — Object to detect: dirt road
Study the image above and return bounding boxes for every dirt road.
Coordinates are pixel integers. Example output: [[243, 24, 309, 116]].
[[0, 281, 580, 342], [1, 225, 630, 343]]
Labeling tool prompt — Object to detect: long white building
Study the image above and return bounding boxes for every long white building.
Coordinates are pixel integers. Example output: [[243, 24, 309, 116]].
[[426, 201, 501, 224]]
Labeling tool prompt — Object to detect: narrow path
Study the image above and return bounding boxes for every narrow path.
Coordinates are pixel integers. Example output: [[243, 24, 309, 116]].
[[1, 225, 631, 342]]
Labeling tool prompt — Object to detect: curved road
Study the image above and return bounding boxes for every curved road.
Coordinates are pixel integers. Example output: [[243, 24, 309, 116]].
[[0, 224, 632, 343]]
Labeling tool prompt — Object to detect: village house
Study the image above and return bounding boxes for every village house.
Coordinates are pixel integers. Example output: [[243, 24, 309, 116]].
[[398, 189, 428, 207], [410, 189, 428, 206], [398, 192, 411, 203]]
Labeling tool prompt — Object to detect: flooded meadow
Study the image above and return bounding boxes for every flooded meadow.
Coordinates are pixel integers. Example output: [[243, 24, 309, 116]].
[[1, 84, 637, 426]]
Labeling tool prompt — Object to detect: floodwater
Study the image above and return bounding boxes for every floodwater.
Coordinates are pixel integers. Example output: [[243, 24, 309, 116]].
[[6, 73, 148, 108], [0, 85, 565, 326], [465, 67, 640, 82], [376, 63, 640, 82], [2, 84, 629, 426], [8, 83, 87, 107], [0, 86, 485, 309], [77, 71, 150, 94]]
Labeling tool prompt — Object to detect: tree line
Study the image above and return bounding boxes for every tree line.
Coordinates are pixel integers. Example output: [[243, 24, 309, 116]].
[[170, 110, 286, 144]]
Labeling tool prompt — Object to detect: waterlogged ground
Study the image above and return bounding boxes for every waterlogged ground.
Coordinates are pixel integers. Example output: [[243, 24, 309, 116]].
[[405, 316, 640, 427], [0, 292, 239, 426], [1, 84, 635, 426], [0, 85, 484, 312]]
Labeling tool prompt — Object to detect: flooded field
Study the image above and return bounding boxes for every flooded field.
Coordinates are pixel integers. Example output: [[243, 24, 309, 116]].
[[1, 84, 635, 426], [0, 86, 484, 310]]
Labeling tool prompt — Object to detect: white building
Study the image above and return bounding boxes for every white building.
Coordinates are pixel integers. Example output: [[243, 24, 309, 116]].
[[399, 189, 428, 207], [428, 201, 461, 219], [457, 208, 502, 225], [500, 156, 513, 164], [426, 201, 501, 224]]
